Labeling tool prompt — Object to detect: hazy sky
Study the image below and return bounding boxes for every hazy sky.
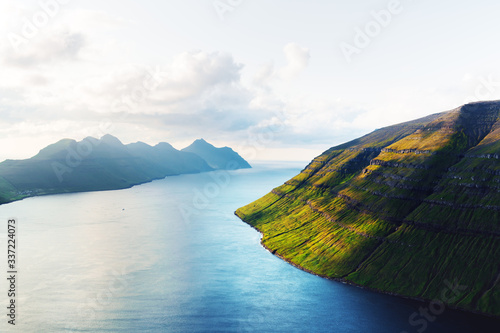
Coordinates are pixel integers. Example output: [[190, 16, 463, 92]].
[[1, 0, 500, 161]]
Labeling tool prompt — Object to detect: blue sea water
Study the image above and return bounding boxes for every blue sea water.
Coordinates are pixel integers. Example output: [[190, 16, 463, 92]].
[[0, 162, 498, 332]]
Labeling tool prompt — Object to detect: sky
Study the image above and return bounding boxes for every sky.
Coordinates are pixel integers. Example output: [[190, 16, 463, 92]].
[[1, 0, 500, 162]]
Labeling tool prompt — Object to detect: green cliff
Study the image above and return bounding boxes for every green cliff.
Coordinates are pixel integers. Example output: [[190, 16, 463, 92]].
[[236, 101, 500, 317]]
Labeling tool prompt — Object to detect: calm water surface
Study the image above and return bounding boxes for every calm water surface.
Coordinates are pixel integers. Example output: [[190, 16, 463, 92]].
[[0, 162, 498, 332]]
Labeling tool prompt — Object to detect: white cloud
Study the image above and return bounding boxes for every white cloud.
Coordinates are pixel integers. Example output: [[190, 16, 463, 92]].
[[252, 42, 311, 86], [279, 43, 311, 80], [0, 17, 368, 163], [3, 29, 85, 67], [0, 34, 361, 162], [74, 50, 244, 116], [63, 8, 131, 30], [253, 62, 274, 86]]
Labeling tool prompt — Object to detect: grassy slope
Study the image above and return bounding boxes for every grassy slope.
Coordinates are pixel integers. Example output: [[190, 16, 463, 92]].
[[236, 102, 500, 317]]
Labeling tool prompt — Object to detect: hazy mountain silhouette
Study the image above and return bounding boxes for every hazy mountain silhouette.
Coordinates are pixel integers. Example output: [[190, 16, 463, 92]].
[[182, 138, 251, 170], [0, 135, 250, 204]]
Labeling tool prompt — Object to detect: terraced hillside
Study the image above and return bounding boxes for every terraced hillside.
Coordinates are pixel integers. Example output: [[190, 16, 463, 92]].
[[236, 101, 500, 317]]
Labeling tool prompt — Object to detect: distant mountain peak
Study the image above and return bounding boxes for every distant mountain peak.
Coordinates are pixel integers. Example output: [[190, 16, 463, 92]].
[[155, 142, 175, 150], [130, 141, 151, 147], [33, 138, 77, 159], [100, 134, 124, 147], [182, 139, 251, 170], [190, 138, 213, 147]]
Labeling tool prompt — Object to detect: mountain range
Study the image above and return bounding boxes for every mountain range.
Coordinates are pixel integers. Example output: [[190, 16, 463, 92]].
[[236, 100, 500, 317], [0, 135, 250, 204]]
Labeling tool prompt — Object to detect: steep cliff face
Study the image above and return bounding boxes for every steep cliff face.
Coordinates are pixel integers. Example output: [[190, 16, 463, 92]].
[[236, 101, 500, 317]]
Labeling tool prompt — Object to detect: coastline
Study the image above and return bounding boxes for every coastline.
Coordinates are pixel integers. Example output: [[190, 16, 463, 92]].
[[0, 174, 170, 206], [0, 167, 239, 206], [235, 211, 500, 320]]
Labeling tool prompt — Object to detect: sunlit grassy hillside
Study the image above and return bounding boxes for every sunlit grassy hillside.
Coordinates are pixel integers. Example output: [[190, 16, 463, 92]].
[[237, 101, 500, 317]]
